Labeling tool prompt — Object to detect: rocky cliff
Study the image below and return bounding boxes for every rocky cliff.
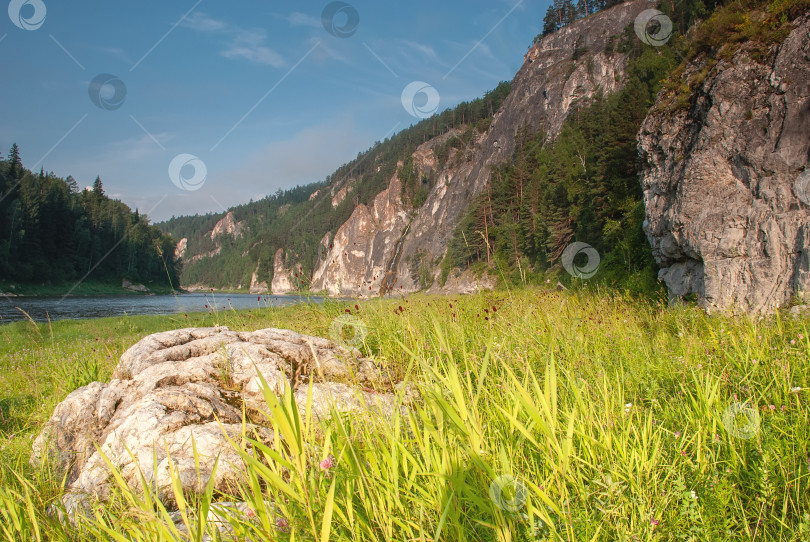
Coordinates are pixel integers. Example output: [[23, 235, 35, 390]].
[[638, 15, 810, 313], [271, 248, 303, 294], [309, 0, 656, 297], [209, 211, 243, 242]]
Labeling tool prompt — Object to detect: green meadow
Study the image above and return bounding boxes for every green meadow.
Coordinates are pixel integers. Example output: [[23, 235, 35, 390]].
[[0, 288, 808, 540]]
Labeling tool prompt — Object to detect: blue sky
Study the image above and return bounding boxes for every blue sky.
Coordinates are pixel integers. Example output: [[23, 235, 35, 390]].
[[1, 0, 546, 221]]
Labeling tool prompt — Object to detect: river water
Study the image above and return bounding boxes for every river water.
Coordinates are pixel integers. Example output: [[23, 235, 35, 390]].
[[0, 293, 324, 324]]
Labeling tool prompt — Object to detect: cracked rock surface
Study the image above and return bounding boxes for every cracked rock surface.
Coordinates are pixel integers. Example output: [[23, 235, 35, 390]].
[[32, 327, 402, 513], [638, 16, 810, 313]]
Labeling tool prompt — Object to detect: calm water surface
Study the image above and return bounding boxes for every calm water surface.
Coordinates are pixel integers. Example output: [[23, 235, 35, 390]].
[[0, 293, 323, 324]]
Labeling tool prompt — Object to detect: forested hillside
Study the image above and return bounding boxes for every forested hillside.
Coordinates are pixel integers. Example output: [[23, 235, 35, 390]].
[[444, 28, 676, 291], [158, 83, 512, 288], [0, 144, 179, 289]]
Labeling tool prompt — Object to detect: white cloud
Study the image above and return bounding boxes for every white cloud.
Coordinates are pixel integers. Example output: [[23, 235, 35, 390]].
[[181, 12, 285, 67], [402, 40, 439, 62], [181, 12, 229, 33], [222, 30, 285, 67], [286, 12, 321, 28]]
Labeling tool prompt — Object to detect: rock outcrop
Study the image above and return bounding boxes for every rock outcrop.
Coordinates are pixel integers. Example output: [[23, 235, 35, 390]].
[[210, 212, 243, 242], [638, 16, 810, 313], [32, 327, 403, 514], [122, 279, 149, 293], [249, 261, 268, 294], [174, 238, 187, 260], [270, 249, 303, 294], [311, 176, 410, 296]]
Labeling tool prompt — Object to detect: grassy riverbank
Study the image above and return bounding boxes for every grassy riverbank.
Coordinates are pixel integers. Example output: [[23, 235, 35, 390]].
[[0, 279, 178, 297], [1, 287, 809, 540]]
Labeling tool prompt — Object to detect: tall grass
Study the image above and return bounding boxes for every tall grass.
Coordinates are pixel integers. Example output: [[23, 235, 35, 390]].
[[0, 288, 808, 540]]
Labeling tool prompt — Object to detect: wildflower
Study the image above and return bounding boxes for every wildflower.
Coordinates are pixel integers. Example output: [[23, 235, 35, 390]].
[[245, 507, 256, 519], [781, 405, 786, 411], [791, 339, 797, 345], [752, 359, 758, 364], [680, 450, 687, 456], [345, 308, 351, 313], [275, 517, 290, 532], [320, 455, 336, 471], [769, 404, 776, 411], [355, 304, 359, 311], [691, 490, 698, 500], [800, 334, 805, 340], [674, 431, 682, 438], [624, 402, 632, 413], [651, 519, 660, 526], [792, 386, 802, 393]]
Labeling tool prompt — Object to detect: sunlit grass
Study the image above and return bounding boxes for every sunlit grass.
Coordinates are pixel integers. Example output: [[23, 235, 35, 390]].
[[1, 287, 808, 540]]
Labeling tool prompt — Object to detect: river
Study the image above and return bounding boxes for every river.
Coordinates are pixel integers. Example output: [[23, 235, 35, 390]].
[[0, 293, 324, 324]]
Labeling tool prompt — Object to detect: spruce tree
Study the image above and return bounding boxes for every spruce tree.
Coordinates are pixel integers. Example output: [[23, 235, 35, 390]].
[[92, 176, 104, 196], [8, 143, 21, 177]]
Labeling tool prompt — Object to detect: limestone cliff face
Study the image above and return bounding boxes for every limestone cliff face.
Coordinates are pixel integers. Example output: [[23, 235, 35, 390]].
[[638, 16, 810, 313], [311, 176, 409, 296], [174, 238, 187, 260], [310, 0, 654, 296], [210, 211, 243, 242], [249, 261, 268, 294], [271, 248, 303, 294]]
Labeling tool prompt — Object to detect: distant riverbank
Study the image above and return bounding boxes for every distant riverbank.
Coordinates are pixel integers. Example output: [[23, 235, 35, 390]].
[[0, 292, 325, 323], [0, 279, 177, 298]]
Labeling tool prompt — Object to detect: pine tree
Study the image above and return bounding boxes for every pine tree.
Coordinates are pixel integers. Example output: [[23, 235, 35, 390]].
[[543, 5, 559, 36], [562, 0, 578, 24], [577, 0, 590, 17]]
